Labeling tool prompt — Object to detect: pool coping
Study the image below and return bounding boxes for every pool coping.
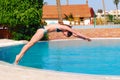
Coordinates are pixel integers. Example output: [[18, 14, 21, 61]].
[[0, 39, 28, 47], [1, 38, 120, 47], [1, 38, 120, 80]]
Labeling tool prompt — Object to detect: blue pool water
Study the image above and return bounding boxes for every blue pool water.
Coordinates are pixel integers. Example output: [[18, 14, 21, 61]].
[[0, 39, 120, 75]]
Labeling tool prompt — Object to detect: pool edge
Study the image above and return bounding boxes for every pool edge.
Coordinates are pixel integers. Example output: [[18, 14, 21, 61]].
[[0, 61, 120, 80]]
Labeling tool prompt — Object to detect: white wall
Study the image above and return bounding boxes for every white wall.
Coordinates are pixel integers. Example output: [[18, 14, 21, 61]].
[[45, 19, 91, 25], [45, 19, 70, 25], [45, 20, 58, 25], [84, 19, 90, 25]]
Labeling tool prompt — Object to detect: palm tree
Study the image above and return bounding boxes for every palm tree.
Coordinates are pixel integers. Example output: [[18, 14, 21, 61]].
[[86, 0, 88, 4], [66, 0, 69, 5], [56, 0, 63, 24], [102, 0, 106, 17], [64, 13, 74, 25], [113, 0, 120, 19], [101, 0, 107, 24]]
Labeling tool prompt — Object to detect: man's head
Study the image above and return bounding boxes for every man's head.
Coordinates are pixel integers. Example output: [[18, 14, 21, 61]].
[[67, 31, 72, 37], [62, 24, 73, 37]]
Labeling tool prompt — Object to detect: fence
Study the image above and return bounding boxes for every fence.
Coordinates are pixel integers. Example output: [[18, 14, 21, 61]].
[[73, 25, 120, 29]]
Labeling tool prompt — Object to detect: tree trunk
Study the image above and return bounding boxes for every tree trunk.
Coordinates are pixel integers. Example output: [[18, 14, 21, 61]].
[[66, 0, 69, 5], [102, 0, 106, 24], [86, 0, 88, 4], [114, 0, 120, 19], [116, 5, 118, 19], [56, 0, 63, 24], [102, 0, 106, 17]]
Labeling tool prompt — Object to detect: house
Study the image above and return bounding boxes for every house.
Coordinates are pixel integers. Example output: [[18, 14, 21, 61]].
[[96, 10, 120, 18], [109, 10, 120, 19], [42, 4, 95, 25]]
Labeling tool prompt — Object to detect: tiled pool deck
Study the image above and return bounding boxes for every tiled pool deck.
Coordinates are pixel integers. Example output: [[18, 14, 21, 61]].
[[0, 39, 120, 80]]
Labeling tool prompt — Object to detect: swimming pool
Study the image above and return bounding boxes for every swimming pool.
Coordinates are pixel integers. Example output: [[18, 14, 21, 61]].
[[0, 39, 120, 75]]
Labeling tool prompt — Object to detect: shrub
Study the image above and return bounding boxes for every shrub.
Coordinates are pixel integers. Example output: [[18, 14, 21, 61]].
[[114, 19, 120, 24], [96, 18, 103, 25], [96, 17, 107, 25], [107, 14, 114, 22]]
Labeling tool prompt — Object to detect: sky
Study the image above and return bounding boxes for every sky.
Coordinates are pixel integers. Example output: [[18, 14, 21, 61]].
[[43, 0, 120, 12]]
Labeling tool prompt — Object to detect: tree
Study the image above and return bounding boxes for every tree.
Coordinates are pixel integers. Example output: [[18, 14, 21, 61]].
[[56, 0, 63, 24], [0, 0, 43, 40], [102, 0, 106, 17], [86, 0, 88, 4], [113, 0, 120, 19], [66, 0, 69, 5]]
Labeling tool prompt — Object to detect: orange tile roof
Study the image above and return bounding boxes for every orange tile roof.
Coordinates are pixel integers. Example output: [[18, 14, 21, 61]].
[[42, 4, 94, 19]]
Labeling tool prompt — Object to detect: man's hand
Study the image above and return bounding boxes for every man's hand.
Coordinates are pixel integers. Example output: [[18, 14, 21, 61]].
[[85, 38, 91, 41]]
